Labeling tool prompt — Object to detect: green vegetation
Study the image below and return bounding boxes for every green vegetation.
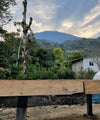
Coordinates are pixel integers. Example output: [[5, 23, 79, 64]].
[[0, 29, 98, 80], [37, 38, 100, 54], [0, 37, 75, 79], [77, 68, 96, 79], [0, 0, 98, 80], [0, 33, 95, 80]]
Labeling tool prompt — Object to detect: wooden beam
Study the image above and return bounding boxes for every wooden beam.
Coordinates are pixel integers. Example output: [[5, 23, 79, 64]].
[[84, 80, 100, 94], [87, 94, 93, 116], [0, 80, 83, 96], [16, 96, 28, 120]]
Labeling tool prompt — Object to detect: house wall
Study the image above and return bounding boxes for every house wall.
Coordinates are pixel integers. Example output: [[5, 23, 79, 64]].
[[72, 60, 83, 73], [83, 58, 99, 72]]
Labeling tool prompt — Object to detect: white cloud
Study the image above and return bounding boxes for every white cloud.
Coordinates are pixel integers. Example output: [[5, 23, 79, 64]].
[[57, 19, 75, 35], [58, 2, 100, 38], [75, 21, 100, 38], [74, 2, 100, 38], [32, 19, 54, 33], [61, 20, 74, 29], [10, 0, 22, 16], [27, 1, 61, 33], [3, 22, 17, 33], [28, 1, 60, 22], [80, 3, 100, 27]]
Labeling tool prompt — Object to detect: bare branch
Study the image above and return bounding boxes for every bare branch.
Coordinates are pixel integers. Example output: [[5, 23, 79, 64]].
[[25, 17, 33, 34]]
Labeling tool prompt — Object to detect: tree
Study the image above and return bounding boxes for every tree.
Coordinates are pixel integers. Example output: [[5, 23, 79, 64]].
[[53, 47, 64, 63], [0, 0, 16, 26], [0, 41, 11, 68], [0, 32, 21, 68], [65, 51, 84, 68], [70, 51, 84, 61], [21, 0, 33, 75], [35, 48, 55, 68], [84, 46, 100, 70]]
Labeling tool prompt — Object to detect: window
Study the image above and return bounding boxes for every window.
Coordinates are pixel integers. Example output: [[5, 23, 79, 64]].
[[89, 61, 94, 66]]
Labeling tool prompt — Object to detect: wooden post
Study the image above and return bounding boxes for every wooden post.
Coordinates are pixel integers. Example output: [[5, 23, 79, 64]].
[[87, 94, 93, 116], [16, 96, 28, 120]]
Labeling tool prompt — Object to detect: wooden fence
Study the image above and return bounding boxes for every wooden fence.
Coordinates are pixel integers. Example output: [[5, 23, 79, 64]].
[[0, 79, 100, 120]]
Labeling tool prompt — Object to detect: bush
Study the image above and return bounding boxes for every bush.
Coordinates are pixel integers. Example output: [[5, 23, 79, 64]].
[[26, 64, 58, 79], [41, 67, 58, 79], [29, 48, 56, 68], [10, 65, 22, 79], [57, 65, 75, 79], [64, 68, 76, 79], [17, 73, 26, 80], [0, 68, 10, 79], [26, 63, 75, 80], [77, 68, 96, 79]]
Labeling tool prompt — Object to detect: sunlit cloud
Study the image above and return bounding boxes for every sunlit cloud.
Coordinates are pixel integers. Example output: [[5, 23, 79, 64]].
[[80, 3, 100, 28], [61, 19, 74, 30], [76, 21, 100, 38]]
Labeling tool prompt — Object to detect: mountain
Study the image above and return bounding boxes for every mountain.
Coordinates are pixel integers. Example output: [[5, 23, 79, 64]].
[[36, 36, 100, 54], [35, 31, 81, 43]]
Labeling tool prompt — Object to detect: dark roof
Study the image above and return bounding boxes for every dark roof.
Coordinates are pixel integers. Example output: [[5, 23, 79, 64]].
[[71, 58, 83, 64]]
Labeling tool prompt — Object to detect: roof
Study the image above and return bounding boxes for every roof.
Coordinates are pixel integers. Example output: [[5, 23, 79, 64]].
[[71, 58, 83, 64]]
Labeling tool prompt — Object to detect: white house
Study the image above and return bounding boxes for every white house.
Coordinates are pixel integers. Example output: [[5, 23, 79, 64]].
[[72, 58, 100, 73]]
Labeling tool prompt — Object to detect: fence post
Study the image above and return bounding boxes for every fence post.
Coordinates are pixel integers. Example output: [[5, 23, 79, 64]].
[[87, 94, 93, 116], [16, 96, 28, 120]]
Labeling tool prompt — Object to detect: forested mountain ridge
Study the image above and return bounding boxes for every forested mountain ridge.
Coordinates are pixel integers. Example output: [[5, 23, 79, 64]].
[[36, 37, 100, 52]]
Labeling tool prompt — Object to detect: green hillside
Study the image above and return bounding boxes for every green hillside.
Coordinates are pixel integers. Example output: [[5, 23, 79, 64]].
[[37, 37, 100, 53]]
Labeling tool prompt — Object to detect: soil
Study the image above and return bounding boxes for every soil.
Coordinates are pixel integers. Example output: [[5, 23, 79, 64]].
[[0, 104, 100, 120]]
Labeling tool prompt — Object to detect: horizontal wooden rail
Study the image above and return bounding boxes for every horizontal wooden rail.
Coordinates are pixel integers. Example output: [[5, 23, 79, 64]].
[[0, 80, 83, 96], [84, 80, 100, 94], [0, 80, 100, 96]]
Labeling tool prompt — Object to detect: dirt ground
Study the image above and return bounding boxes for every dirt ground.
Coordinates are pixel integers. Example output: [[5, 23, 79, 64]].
[[0, 104, 100, 120]]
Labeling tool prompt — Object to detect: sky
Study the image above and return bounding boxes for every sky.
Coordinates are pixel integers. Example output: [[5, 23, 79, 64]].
[[3, 0, 100, 38]]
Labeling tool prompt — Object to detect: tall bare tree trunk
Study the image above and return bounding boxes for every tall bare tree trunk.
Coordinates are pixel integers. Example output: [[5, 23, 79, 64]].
[[21, 0, 32, 75], [21, 0, 27, 75]]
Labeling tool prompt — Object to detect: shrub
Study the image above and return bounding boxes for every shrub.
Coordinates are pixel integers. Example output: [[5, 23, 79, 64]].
[[0, 68, 10, 79], [77, 68, 96, 79], [10, 65, 22, 79], [26, 64, 58, 79], [64, 68, 76, 79], [57, 64, 75, 79]]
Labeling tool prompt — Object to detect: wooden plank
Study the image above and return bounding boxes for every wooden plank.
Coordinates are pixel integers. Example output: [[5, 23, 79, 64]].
[[0, 80, 83, 96], [84, 80, 100, 94]]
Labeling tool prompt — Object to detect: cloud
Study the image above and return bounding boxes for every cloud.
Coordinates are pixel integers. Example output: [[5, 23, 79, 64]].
[[3, 0, 100, 38], [75, 1, 100, 38], [32, 19, 54, 33], [27, 0, 61, 32], [28, 1, 61, 21], [57, 1, 100, 38], [61, 20, 74, 30], [75, 21, 100, 38], [80, 2, 100, 28], [58, 19, 75, 35]]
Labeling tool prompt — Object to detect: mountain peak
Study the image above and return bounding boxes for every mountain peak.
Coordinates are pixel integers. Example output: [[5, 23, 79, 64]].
[[35, 31, 80, 43]]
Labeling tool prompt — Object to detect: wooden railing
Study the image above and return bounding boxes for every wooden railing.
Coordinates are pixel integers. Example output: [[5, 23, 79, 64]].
[[0, 79, 100, 120]]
